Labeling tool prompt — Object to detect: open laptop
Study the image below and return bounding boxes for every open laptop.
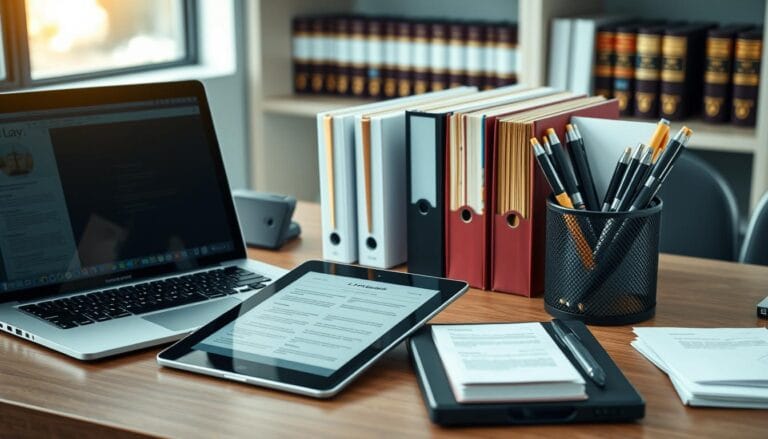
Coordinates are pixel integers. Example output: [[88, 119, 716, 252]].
[[0, 81, 287, 360]]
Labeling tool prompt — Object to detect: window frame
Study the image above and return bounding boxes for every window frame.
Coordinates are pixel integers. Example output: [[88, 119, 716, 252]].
[[0, 0, 198, 92]]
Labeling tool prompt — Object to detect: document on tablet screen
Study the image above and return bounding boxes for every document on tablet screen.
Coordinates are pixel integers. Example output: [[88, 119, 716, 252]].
[[195, 272, 440, 376]]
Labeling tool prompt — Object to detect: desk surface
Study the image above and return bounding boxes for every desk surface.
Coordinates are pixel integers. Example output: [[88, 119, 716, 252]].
[[1, 202, 767, 438]]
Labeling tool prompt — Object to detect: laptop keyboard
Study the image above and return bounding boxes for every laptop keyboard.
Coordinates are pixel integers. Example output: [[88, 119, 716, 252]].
[[18, 267, 271, 330]]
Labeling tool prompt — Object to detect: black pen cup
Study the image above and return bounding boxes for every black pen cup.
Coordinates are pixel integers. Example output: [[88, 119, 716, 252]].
[[543, 197, 662, 325]]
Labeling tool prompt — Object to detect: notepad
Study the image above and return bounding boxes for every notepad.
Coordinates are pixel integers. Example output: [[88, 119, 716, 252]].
[[632, 327, 768, 409], [432, 323, 587, 403]]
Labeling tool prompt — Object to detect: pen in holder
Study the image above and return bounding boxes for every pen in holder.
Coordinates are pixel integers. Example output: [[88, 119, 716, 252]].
[[544, 196, 661, 325]]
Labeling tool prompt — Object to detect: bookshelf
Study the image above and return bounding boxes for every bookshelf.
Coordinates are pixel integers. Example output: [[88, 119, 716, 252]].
[[246, 0, 768, 210]]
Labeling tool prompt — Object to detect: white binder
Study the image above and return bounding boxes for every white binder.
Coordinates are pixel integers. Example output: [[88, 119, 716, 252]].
[[352, 88, 478, 268], [317, 87, 475, 263]]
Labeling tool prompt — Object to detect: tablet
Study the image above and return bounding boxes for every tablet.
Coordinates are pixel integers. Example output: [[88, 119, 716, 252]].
[[157, 260, 468, 398]]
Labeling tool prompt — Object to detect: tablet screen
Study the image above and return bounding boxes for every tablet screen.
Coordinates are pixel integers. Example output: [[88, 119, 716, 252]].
[[194, 272, 440, 377]]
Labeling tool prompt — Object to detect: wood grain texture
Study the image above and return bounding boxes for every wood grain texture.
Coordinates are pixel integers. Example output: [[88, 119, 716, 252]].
[[1, 201, 767, 438]]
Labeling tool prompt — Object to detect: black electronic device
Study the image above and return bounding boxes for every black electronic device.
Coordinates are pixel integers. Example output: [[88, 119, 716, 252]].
[[158, 260, 469, 398], [232, 189, 301, 249]]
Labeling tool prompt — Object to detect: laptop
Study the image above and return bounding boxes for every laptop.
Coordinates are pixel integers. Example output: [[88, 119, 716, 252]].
[[0, 81, 287, 360]]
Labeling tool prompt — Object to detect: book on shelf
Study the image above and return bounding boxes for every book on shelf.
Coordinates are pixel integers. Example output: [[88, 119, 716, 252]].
[[613, 24, 639, 116], [593, 23, 619, 98], [291, 15, 518, 100], [702, 25, 751, 123], [634, 24, 666, 118], [660, 23, 715, 121], [732, 27, 763, 126]]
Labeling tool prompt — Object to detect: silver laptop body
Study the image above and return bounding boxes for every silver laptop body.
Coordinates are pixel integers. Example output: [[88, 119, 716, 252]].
[[0, 81, 286, 360]]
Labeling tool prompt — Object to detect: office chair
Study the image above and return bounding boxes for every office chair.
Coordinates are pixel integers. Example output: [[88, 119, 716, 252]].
[[657, 152, 739, 261], [739, 191, 768, 266]]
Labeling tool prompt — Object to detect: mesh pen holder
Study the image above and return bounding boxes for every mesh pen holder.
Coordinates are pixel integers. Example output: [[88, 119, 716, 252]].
[[543, 197, 662, 325]]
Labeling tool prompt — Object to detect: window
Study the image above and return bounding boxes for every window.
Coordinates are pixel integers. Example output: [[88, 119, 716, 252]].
[[0, 0, 196, 90]]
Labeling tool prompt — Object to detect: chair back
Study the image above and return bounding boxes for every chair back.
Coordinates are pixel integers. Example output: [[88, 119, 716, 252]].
[[657, 152, 739, 261], [740, 192, 768, 265]]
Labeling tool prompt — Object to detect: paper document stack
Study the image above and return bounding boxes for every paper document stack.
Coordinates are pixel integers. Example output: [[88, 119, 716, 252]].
[[631, 327, 768, 409]]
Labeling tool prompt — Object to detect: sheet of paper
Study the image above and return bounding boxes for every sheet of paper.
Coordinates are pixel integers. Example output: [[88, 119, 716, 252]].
[[633, 327, 768, 385], [571, 116, 657, 197], [432, 323, 584, 385]]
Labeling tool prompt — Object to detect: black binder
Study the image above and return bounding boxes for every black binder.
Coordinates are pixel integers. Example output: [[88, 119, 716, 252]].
[[405, 111, 448, 277], [408, 321, 645, 426]]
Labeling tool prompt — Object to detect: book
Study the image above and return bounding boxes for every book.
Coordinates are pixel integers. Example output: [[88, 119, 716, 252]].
[[432, 323, 587, 403], [429, 21, 449, 91], [333, 16, 352, 95], [396, 20, 414, 97], [703, 26, 750, 123], [349, 16, 368, 97], [366, 17, 385, 98], [593, 23, 617, 98], [660, 24, 714, 120], [383, 18, 399, 98], [465, 22, 485, 89], [494, 22, 518, 87], [291, 16, 312, 94], [309, 16, 329, 94], [731, 27, 763, 126], [570, 16, 626, 95], [448, 22, 467, 89], [481, 25, 497, 90], [613, 24, 638, 116], [412, 20, 431, 95], [634, 25, 665, 118]]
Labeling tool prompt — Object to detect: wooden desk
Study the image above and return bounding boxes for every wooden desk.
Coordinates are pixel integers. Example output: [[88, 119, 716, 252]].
[[1, 202, 767, 438]]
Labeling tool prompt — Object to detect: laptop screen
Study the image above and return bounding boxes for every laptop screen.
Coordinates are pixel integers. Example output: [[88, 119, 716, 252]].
[[0, 87, 244, 298]]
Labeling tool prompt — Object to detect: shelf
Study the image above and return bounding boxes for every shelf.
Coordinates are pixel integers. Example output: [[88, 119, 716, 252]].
[[262, 95, 375, 117], [622, 117, 759, 154]]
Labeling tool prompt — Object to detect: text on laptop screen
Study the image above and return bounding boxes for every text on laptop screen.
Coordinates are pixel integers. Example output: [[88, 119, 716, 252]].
[[0, 97, 237, 294]]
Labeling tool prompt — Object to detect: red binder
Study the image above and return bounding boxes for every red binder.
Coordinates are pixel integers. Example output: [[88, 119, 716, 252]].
[[490, 99, 619, 296], [444, 94, 582, 289]]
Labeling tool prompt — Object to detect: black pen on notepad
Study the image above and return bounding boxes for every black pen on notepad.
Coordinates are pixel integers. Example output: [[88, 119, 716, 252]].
[[551, 319, 606, 387]]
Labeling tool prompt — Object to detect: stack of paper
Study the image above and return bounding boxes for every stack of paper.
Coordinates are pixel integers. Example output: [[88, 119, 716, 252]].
[[433, 323, 587, 403], [632, 327, 768, 409]]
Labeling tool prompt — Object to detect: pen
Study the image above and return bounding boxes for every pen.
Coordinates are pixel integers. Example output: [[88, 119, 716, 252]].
[[566, 124, 600, 211], [532, 139, 595, 271], [547, 128, 586, 210], [647, 118, 671, 162], [542, 136, 559, 176], [630, 126, 693, 211], [601, 147, 632, 211], [609, 144, 647, 211], [615, 146, 653, 212], [551, 319, 606, 387]]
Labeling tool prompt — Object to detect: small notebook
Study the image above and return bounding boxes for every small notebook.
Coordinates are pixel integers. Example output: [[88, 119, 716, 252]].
[[432, 323, 587, 403]]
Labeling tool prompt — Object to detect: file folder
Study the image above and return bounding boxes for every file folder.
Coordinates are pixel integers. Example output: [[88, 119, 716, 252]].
[[442, 91, 576, 289], [490, 98, 619, 296], [317, 88, 473, 264], [349, 88, 476, 268], [405, 86, 554, 277]]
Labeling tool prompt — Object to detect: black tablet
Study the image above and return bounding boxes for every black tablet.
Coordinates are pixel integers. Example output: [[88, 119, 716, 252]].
[[157, 260, 468, 398]]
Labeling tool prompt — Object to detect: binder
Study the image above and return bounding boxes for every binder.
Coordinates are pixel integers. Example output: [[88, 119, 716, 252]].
[[444, 92, 580, 289], [490, 98, 619, 296], [317, 87, 474, 264], [347, 88, 477, 268], [409, 321, 645, 427], [405, 86, 553, 277]]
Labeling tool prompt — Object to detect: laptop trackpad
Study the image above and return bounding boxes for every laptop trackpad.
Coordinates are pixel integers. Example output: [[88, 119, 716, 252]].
[[143, 298, 240, 331]]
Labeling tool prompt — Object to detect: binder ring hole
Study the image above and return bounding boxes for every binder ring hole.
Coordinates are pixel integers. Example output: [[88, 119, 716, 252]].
[[330, 233, 341, 245], [460, 208, 472, 223], [506, 213, 520, 228], [417, 199, 430, 215], [265, 217, 274, 227], [366, 237, 377, 250]]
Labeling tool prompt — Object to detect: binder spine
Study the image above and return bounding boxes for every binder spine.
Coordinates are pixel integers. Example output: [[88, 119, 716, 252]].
[[350, 17, 368, 97], [429, 22, 449, 91], [292, 16, 312, 94], [613, 27, 637, 116], [732, 29, 763, 126], [634, 28, 663, 118], [594, 26, 616, 98]]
